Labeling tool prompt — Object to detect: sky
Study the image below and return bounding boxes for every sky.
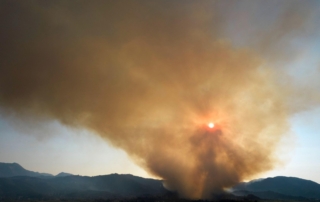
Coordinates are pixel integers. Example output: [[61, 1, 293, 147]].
[[1, 0, 320, 198]]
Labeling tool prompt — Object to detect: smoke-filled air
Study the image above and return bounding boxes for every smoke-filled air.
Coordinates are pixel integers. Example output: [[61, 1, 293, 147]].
[[0, 0, 319, 199]]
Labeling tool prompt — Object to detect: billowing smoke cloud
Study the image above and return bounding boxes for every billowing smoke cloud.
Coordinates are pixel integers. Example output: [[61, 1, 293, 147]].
[[0, 0, 319, 199]]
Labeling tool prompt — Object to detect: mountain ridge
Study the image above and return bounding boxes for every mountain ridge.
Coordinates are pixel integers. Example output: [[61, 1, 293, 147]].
[[232, 176, 320, 199], [1, 162, 320, 200], [0, 162, 53, 178], [0, 174, 167, 200], [56, 172, 73, 177]]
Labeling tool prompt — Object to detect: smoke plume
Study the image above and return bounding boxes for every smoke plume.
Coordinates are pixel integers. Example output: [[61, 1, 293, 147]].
[[0, 0, 319, 199]]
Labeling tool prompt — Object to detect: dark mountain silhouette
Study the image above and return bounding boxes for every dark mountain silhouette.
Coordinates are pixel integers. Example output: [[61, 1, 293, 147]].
[[0, 162, 53, 178], [0, 174, 167, 200], [0, 164, 167, 200], [232, 176, 320, 200], [1, 163, 320, 201]]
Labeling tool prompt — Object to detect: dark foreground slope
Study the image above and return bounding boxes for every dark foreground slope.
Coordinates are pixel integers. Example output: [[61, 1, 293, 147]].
[[0, 174, 167, 200], [232, 176, 320, 200], [0, 192, 260, 202]]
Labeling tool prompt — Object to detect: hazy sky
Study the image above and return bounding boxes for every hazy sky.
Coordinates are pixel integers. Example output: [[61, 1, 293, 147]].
[[1, 0, 320, 197]]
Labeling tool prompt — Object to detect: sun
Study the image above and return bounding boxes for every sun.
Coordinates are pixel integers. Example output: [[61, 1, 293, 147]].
[[208, 122, 214, 128]]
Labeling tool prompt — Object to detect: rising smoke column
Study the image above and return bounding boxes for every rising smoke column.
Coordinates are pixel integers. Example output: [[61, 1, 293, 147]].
[[0, 0, 319, 199]]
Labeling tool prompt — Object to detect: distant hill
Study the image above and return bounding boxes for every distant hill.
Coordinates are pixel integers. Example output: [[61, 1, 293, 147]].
[[232, 176, 320, 200], [56, 172, 73, 177], [0, 174, 167, 200], [0, 162, 53, 178]]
